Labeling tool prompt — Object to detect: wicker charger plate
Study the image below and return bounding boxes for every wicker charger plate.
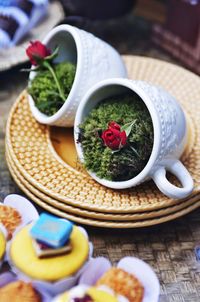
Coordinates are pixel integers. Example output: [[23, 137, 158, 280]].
[[6, 146, 200, 221], [6, 56, 200, 214], [6, 149, 200, 228], [0, 1, 64, 71]]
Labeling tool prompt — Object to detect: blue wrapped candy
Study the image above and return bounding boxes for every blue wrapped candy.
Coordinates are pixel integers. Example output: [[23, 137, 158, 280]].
[[30, 213, 74, 248]]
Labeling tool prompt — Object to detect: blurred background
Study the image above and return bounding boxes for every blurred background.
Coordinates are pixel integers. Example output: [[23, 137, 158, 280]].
[[1, 0, 200, 74], [58, 0, 200, 74], [0, 0, 200, 73]]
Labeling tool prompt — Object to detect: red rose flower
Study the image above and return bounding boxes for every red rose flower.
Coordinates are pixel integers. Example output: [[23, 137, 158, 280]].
[[26, 41, 51, 66], [101, 121, 127, 150]]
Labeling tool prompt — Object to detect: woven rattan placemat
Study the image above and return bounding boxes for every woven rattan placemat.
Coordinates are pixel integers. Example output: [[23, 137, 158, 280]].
[[6, 149, 200, 228], [6, 56, 200, 213], [6, 145, 200, 223]]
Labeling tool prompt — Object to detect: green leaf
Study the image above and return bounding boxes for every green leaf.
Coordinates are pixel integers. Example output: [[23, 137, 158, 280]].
[[45, 46, 59, 62], [121, 120, 137, 137], [30, 47, 59, 67]]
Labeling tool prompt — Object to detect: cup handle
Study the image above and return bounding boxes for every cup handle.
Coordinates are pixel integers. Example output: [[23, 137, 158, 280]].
[[152, 159, 194, 199]]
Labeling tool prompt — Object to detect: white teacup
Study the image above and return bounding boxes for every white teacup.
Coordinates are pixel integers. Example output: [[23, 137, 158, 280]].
[[28, 25, 127, 127], [74, 78, 194, 199]]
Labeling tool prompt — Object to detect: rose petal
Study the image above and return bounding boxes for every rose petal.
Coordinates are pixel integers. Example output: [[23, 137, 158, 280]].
[[26, 41, 51, 66], [105, 132, 115, 141], [102, 124, 127, 150], [110, 128, 121, 137], [78, 257, 111, 286], [120, 131, 127, 146], [4, 194, 39, 226], [117, 257, 160, 302], [108, 121, 121, 131], [109, 138, 121, 150]]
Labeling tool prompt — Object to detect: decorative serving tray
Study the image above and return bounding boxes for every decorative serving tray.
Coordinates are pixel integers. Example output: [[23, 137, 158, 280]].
[[6, 56, 200, 222]]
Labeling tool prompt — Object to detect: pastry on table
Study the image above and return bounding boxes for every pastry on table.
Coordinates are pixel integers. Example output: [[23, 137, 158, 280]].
[[0, 280, 41, 302], [53, 267, 144, 302], [78, 257, 159, 302], [0, 204, 22, 239], [9, 214, 90, 283], [97, 267, 144, 302], [1, 194, 39, 240], [0, 0, 48, 49]]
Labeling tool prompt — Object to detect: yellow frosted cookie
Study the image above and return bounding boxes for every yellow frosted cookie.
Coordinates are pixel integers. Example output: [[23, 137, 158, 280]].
[[10, 225, 89, 281], [54, 286, 119, 302], [0, 231, 6, 261]]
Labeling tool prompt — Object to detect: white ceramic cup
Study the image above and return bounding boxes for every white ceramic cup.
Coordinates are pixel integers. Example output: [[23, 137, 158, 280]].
[[28, 24, 127, 127], [74, 78, 194, 199]]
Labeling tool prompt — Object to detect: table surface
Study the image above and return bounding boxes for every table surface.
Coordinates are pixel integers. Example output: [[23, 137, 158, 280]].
[[1, 12, 200, 302]]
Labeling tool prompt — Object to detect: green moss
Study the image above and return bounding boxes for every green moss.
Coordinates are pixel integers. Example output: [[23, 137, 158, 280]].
[[79, 94, 154, 181], [28, 62, 76, 116]]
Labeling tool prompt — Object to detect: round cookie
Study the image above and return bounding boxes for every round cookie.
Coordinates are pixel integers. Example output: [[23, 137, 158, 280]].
[[0, 205, 21, 238], [54, 286, 119, 302], [97, 267, 144, 302], [0, 280, 41, 302], [10, 224, 89, 282], [0, 231, 6, 261]]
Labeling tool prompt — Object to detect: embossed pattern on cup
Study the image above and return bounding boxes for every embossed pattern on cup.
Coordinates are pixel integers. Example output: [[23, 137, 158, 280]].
[[28, 25, 127, 127]]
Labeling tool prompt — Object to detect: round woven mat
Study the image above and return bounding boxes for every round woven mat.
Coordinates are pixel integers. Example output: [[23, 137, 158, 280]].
[[6, 56, 200, 213], [6, 149, 200, 228], [6, 146, 200, 222]]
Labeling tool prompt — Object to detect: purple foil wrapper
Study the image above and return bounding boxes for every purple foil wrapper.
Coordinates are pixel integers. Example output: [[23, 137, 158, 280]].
[[78, 257, 111, 286]]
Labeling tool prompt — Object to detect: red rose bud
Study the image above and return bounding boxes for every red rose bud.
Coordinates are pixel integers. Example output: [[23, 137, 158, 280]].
[[101, 122, 127, 150], [26, 40, 51, 66]]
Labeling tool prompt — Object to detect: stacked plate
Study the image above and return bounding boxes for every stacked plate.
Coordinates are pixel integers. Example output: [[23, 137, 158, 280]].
[[5, 56, 200, 228]]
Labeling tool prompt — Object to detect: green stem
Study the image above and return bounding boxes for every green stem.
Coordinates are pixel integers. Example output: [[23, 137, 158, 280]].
[[43, 61, 65, 101]]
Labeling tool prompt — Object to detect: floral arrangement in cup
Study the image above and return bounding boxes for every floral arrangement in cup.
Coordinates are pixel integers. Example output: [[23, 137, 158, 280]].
[[78, 94, 154, 181], [26, 41, 76, 116]]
